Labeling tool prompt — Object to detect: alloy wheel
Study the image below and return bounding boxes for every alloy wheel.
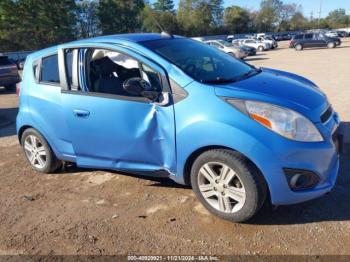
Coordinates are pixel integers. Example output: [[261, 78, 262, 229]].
[[24, 135, 47, 169], [197, 162, 246, 213]]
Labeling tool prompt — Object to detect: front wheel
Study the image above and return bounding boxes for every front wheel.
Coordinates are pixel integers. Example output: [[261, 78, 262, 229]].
[[257, 46, 264, 52], [190, 149, 267, 222], [21, 128, 61, 173]]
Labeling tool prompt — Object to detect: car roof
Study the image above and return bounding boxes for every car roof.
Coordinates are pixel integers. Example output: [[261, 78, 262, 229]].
[[28, 33, 183, 61], [77, 33, 183, 44]]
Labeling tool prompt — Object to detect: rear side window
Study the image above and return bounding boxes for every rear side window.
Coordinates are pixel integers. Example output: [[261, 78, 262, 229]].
[[40, 54, 60, 84], [0, 56, 12, 66], [305, 34, 313, 39]]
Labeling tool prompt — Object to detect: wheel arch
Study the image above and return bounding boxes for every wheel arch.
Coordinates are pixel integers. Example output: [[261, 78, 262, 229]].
[[182, 145, 269, 200], [17, 124, 62, 161], [18, 125, 33, 144]]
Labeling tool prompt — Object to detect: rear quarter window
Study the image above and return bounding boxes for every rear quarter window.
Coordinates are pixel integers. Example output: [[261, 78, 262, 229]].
[[294, 35, 303, 40], [40, 54, 60, 84]]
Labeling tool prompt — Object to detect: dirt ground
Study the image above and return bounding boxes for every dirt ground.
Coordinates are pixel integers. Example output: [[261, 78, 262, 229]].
[[0, 40, 349, 256]]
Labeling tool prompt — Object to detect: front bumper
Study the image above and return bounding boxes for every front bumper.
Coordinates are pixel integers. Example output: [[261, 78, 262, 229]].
[[250, 114, 342, 205]]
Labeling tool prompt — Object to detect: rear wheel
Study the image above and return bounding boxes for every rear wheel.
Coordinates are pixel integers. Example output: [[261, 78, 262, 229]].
[[21, 128, 61, 173], [327, 42, 335, 48], [4, 84, 16, 91], [295, 44, 303, 51], [258, 46, 264, 52], [190, 149, 267, 222]]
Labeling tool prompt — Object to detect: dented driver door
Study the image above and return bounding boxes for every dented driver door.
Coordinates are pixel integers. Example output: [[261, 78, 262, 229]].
[[59, 44, 176, 175]]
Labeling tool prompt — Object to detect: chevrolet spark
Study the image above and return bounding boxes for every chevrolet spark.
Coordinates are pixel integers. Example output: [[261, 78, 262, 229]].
[[17, 33, 342, 222]]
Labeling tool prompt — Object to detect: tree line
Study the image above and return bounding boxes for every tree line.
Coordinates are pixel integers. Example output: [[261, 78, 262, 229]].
[[0, 0, 349, 52]]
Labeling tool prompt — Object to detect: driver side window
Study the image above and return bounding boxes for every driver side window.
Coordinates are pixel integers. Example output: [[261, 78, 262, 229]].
[[85, 49, 162, 97]]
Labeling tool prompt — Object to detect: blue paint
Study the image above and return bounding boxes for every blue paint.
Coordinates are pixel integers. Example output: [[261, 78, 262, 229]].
[[17, 33, 341, 206]]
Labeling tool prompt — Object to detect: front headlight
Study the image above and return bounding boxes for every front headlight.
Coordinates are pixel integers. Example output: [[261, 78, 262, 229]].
[[227, 99, 323, 142]]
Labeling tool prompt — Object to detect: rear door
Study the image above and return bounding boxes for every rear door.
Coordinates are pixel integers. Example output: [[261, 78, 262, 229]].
[[303, 34, 314, 47], [58, 44, 177, 174]]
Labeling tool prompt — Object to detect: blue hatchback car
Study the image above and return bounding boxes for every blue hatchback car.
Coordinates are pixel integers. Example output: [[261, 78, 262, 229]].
[[17, 33, 342, 222]]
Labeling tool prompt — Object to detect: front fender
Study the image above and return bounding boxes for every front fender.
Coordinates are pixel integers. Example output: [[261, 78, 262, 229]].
[[175, 120, 265, 184]]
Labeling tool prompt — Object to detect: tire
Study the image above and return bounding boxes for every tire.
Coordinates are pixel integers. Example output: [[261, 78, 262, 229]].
[[327, 42, 335, 48], [295, 44, 303, 51], [4, 84, 16, 91], [21, 128, 61, 173], [257, 46, 264, 52], [190, 149, 267, 222]]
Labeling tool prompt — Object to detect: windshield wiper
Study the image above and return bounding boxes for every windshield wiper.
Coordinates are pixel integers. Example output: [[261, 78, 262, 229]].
[[201, 77, 239, 84], [201, 68, 262, 84], [242, 68, 262, 78]]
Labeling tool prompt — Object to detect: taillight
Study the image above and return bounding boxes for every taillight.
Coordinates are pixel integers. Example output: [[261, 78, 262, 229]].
[[16, 82, 21, 96]]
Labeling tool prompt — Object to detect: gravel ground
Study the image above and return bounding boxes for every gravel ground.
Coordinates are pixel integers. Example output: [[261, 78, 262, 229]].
[[0, 40, 349, 256]]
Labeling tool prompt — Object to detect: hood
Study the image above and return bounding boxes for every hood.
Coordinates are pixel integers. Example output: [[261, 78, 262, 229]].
[[214, 68, 328, 122]]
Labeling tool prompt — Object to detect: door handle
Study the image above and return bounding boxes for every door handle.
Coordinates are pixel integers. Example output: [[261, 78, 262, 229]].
[[73, 109, 90, 118]]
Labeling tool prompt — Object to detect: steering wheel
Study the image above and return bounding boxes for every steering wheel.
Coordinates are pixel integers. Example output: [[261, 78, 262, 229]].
[[185, 64, 196, 75]]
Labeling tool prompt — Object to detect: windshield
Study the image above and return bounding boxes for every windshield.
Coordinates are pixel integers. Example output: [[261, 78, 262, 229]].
[[141, 38, 254, 83]]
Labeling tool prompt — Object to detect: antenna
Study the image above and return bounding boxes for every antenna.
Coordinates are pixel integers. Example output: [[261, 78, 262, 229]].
[[318, 0, 323, 28], [152, 15, 174, 38]]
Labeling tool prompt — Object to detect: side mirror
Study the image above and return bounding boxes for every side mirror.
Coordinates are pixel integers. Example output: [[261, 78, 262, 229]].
[[123, 77, 159, 101]]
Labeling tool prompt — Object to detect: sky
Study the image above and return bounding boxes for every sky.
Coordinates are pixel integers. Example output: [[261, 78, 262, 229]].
[[153, 0, 350, 18]]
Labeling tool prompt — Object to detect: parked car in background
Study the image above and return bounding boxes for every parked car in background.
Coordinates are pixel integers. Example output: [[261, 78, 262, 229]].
[[17, 33, 342, 222], [225, 38, 257, 56], [289, 33, 340, 51], [205, 40, 248, 59], [336, 31, 349, 38], [0, 55, 21, 90], [232, 39, 270, 52], [256, 36, 278, 49], [325, 31, 339, 38], [234, 44, 256, 56], [272, 33, 292, 41], [273, 34, 282, 41]]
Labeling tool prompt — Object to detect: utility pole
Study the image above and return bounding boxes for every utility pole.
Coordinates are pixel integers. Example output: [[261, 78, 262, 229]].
[[318, 0, 323, 28]]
